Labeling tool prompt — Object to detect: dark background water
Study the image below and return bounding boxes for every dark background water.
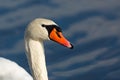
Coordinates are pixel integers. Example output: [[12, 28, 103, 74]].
[[0, 0, 120, 80]]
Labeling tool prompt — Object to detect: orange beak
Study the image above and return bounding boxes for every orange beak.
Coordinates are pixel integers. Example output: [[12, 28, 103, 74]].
[[49, 28, 73, 49]]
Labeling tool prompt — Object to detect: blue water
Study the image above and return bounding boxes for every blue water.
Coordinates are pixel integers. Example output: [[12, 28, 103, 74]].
[[0, 0, 120, 80]]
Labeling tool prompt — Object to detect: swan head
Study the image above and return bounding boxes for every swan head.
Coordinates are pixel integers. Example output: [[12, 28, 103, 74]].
[[25, 18, 73, 49]]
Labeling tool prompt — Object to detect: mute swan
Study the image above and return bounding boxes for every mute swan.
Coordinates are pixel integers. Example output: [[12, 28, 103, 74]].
[[0, 18, 73, 80]]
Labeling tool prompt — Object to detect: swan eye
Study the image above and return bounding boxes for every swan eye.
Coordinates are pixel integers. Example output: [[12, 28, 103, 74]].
[[42, 24, 46, 27], [41, 24, 62, 34]]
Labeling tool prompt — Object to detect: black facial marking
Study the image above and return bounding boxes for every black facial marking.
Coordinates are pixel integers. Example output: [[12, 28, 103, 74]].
[[56, 31, 61, 38], [56, 26, 62, 32], [41, 24, 62, 35], [41, 24, 46, 27]]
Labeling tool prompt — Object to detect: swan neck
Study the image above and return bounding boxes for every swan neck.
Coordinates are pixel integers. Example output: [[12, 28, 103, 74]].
[[25, 38, 48, 80]]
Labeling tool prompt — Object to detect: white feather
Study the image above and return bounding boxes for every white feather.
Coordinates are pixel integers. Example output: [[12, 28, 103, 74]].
[[0, 58, 33, 80]]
